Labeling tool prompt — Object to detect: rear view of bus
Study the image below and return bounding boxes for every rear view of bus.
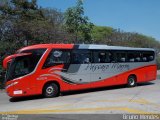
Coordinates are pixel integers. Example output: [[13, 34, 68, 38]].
[[2, 44, 157, 98]]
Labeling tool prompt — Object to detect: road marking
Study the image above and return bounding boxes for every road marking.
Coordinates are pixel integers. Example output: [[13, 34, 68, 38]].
[[0, 107, 159, 114], [93, 98, 160, 108], [0, 98, 159, 114], [94, 98, 129, 102], [41, 104, 71, 109], [131, 98, 150, 104], [130, 98, 160, 107]]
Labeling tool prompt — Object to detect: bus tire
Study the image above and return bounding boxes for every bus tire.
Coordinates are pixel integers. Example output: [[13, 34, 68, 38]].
[[127, 75, 137, 87], [43, 83, 59, 98]]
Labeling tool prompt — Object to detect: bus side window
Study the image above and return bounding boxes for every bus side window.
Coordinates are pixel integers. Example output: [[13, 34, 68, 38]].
[[143, 51, 154, 62], [106, 51, 113, 63], [43, 49, 71, 68], [109, 51, 116, 63], [127, 53, 135, 62], [142, 57, 147, 62], [149, 56, 154, 61], [71, 50, 91, 64], [116, 52, 127, 62], [92, 51, 99, 63], [92, 51, 111, 63], [98, 52, 106, 63], [134, 52, 142, 62]]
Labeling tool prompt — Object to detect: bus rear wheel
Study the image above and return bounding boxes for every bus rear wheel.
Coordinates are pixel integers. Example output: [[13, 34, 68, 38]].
[[127, 75, 137, 87], [43, 83, 59, 98]]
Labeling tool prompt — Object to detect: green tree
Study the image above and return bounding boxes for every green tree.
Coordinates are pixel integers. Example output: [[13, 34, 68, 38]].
[[0, 0, 65, 89], [92, 26, 113, 44], [64, 0, 93, 43]]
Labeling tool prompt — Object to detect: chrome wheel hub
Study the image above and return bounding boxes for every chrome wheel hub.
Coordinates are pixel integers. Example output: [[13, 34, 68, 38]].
[[46, 86, 54, 94]]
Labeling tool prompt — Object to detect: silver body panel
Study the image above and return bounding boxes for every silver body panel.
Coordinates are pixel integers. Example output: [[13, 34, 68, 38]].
[[53, 61, 155, 84]]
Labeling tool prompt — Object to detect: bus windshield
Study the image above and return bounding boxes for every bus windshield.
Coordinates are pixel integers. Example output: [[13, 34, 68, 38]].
[[5, 49, 46, 81]]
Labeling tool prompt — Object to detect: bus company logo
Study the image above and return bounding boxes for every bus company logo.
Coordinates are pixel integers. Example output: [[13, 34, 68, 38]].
[[53, 50, 62, 57], [1, 114, 18, 120]]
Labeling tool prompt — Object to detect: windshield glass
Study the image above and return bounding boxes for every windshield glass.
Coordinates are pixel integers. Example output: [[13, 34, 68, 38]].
[[6, 49, 46, 81]]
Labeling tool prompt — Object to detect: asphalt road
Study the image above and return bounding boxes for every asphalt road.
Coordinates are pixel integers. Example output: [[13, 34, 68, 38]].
[[0, 78, 160, 114]]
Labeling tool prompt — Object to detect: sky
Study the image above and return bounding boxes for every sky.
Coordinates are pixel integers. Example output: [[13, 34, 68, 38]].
[[37, 0, 160, 41]]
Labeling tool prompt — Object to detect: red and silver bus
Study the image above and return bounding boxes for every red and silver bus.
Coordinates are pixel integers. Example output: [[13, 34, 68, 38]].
[[3, 44, 157, 98]]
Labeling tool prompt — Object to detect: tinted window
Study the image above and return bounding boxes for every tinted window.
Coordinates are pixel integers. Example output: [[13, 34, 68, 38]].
[[116, 52, 127, 62], [43, 49, 71, 68], [127, 52, 135, 62], [127, 51, 154, 62], [71, 50, 91, 64], [142, 51, 154, 62], [93, 51, 113, 63], [134, 52, 142, 62], [127, 52, 142, 62], [13, 57, 31, 78]]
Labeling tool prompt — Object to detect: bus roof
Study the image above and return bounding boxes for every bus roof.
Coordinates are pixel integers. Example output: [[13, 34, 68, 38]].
[[18, 44, 155, 52]]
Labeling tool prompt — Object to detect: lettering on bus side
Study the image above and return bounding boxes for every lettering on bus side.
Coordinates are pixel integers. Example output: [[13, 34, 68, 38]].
[[84, 63, 130, 72], [111, 63, 130, 70], [85, 64, 110, 72]]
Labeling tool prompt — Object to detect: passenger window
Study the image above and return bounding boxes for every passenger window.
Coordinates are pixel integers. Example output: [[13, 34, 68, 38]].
[[134, 52, 142, 62], [127, 52, 135, 62], [43, 49, 71, 68], [127, 51, 154, 62], [127, 52, 142, 62], [93, 51, 112, 63], [116, 52, 127, 62], [143, 51, 154, 62], [71, 50, 91, 64]]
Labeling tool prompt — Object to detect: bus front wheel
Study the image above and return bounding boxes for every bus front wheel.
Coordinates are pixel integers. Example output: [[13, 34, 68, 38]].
[[127, 75, 137, 87], [43, 83, 59, 98]]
